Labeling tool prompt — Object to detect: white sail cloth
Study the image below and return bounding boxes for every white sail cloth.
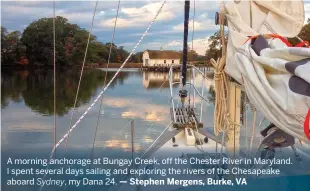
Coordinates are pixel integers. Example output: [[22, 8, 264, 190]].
[[224, 0, 310, 143]]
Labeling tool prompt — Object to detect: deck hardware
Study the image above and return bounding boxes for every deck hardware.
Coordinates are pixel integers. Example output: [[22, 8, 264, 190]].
[[204, 136, 209, 143]]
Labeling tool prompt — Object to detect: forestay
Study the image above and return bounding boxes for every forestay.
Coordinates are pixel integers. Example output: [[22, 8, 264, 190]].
[[223, 0, 310, 144]]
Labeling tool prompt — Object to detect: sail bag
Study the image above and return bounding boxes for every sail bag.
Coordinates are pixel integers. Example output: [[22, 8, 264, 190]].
[[223, 0, 310, 143]]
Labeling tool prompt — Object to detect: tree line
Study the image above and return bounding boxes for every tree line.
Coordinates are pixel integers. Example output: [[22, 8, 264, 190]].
[[2, 16, 309, 67], [1, 16, 143, 67]]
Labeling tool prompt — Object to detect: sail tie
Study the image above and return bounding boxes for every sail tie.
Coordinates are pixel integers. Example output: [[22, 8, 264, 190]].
[[244, 34, 310, 48], [305, 109, 310, 140]]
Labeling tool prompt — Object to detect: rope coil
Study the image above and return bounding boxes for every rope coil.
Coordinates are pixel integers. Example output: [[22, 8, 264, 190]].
[[211, 7, 242, 141]]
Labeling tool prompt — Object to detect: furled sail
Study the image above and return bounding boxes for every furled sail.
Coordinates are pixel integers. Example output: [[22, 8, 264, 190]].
[[223, 0, 310, 144]]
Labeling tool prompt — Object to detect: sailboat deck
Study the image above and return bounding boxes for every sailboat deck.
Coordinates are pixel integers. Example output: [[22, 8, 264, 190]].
[[171, 107, 198, 124], [147, 129, 222, 158]]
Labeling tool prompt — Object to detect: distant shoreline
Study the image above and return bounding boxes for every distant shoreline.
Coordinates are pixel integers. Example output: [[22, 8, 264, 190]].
[[2, 62, 211, 70], [1, 63, 142, 70]]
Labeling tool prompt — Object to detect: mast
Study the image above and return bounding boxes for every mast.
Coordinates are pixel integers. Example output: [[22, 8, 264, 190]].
[[179, 0, 190, 107], [182, 0, 190, 87]]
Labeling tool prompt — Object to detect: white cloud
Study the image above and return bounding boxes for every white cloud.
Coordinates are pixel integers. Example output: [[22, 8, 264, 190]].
[[172, 19, 217, 32], [3, 5, 52, 16], [190, 37, 211, 55], [58, 11, 94, 24], [165, 40, 183, 48], [139, 35, 210, 55], [99, 2, 176, 28], [162, 37, 211, 55]]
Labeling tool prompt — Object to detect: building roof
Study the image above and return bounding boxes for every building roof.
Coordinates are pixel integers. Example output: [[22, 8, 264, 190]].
[[145, 50, 181, 59]]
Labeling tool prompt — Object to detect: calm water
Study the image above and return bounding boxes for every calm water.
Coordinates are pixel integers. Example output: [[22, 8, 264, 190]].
[[2, 68, 310, 191], [0, 68, 276, 153], [1, 68, 214, 153], [2, 68, 306, 154]]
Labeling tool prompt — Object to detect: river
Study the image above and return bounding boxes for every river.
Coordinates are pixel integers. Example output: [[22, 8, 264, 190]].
[[1, 68, 223, 153]]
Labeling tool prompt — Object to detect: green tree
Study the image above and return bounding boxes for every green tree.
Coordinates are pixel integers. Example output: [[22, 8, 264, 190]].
[[131, 52, 143, 63], [21, 16, 100, 66], [3, 16, 131, 67], [205, 31, 227, 64], [1, 27, 26, 65], [188, 49, 198, 61]]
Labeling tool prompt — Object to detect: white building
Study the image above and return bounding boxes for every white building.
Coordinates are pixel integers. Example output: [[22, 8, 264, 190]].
[[142, 50, 181, 67]]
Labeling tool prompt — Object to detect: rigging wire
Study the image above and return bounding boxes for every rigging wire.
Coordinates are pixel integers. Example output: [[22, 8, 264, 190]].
[[64, 1, 99, 150], [191, 0, 195, 51], [48, 0, 166, 159], [90, 0, 120, 160], [188, 0, 195, 107], [40, 2, 57, 189], [52, 0, 56, 158]]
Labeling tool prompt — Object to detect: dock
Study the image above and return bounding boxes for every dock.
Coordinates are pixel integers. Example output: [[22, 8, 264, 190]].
[[140, 65, 181, 72], [140, 64, 211, 72]]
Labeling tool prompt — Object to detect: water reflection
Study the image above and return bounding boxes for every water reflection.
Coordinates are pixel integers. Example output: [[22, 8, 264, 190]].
[[2, 68, 309, 189], [1, 69, 130, 115], [142, 72, 180, 89], [1, 69, 218, 152]]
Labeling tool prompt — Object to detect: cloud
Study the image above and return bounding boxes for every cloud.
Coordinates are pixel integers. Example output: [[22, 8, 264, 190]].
[[150, 36, 211, 55], [0, 0, 228, 53], [172, 19, 217, 32], [3, 5, 52, 17], [8, 123, 52, 132], [101, 98, 132, 108], [58, 12, 94, 24], [99, 2, 175, 28], [190, 37, 212, 55], [102, 97, 170, 123]]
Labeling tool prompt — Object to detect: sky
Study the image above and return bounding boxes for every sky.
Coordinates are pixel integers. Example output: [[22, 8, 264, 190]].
[[1, 0, 310, 55]]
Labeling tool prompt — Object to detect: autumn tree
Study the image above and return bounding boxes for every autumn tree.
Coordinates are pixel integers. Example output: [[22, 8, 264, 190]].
[[1, 27, 26, 65]]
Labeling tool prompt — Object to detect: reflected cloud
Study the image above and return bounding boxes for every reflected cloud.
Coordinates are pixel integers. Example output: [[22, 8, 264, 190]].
[[8, 122, 52, 132], [122, 111, 141, 118], [103, 98, 132, 108], [143, 135, 153, 143], [102, 95, 170, 123], [103, 139, 142, 152]]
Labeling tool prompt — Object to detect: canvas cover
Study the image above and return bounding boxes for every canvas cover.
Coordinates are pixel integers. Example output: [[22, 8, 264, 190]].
[[224, 0, 310, 143]]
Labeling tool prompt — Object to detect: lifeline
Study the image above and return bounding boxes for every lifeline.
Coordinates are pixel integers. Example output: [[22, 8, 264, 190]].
[[254, 157, 291, 166]]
